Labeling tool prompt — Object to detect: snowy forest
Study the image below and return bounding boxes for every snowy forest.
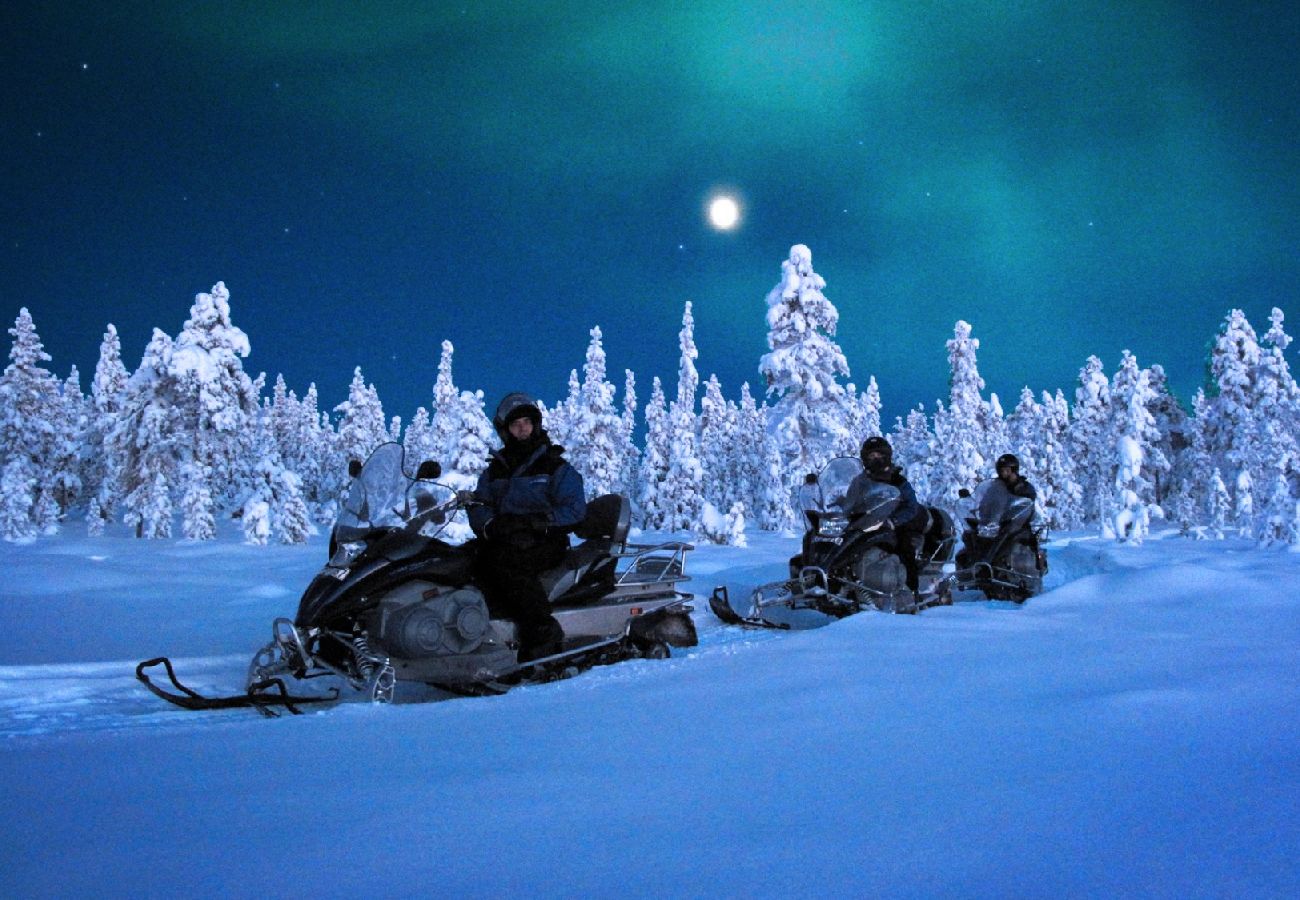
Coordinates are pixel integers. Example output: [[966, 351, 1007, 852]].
[[2, 244, 1298, 548]]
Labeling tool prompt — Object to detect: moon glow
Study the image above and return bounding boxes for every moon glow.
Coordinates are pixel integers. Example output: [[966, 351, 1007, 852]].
[[708, 195, 741, 230]]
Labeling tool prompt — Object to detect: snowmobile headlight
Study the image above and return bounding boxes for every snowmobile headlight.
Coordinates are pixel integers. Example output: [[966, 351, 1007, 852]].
[[818, 518, 848, 538], [978, 523, 1001, 539], [329, 540, 366, 568]]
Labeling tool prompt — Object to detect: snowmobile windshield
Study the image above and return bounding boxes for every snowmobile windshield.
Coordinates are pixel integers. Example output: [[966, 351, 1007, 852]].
[[974, 479, 1034, 531], [337, 442, 455, 533], [814, 457, 866, 513], [845, 479, 901, 528]]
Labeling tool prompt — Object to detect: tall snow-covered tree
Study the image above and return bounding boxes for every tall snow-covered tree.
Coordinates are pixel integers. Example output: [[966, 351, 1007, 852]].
[[1108, 351, 1164, 529], [930, 321, 989, 495], [108, 328, 178, 538], [1068, 355, 1112, 523], [429, 340, 461, 464], [46, 366, 86, 524], [616, 369, 640, 498], [637, 376, 671, 530], [698, 374, 738, 512], [334, 367, 388, 470], [759, 245, 853, 523], [566, 326, 623, 497], [0, 309, 67, 537], [168, 281, 260, 519], [85, 324, 130, 534], [1203, 309, 1261, 482], [1036, 390, 1083, 531], [660, 302, 704, 532]]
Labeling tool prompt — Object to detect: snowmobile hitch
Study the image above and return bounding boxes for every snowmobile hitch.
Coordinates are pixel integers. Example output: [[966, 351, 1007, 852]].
[[136, 657, 339, 717]]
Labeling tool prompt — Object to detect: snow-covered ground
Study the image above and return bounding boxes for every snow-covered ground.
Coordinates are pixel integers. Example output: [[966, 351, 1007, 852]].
[[2, 527, 1297, 897]]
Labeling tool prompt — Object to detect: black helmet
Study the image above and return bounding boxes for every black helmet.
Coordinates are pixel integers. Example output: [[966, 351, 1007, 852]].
[[995, 453, 1020, 473], [493, 391, 542, 440], [860, 436, 893, 468]]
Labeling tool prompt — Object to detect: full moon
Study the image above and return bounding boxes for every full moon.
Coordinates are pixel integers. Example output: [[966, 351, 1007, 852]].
[[708, 195, 741, 230]]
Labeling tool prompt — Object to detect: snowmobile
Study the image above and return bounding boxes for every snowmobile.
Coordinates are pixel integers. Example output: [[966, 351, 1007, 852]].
[[953, 480, 1047, 602], [709, 457, 956, 629], [140, 443, 697, 711]]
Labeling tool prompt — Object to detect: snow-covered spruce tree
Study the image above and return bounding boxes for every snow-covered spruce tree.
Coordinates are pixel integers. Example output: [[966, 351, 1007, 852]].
[[616, 369, 640, 499], [429, 340, 460, 458], [699, 374, 738, 512], [1007, 387, 1044, 473], [108, 329, 178, 538], [890, 405, 938, 506], [1163, 386, 1213, 536], [1107, 357, 1161, 543], [334, 367, 388, 471], [242, 456, 310, 546], [855, 377, 883, 449], [637, 376, 671, 530], [1068, 355, 1112, 524], [168, 282, 260, 523], [1254, 309, 1300, 494], [930, 321, 990, 496], [728, 383, 785, 530], [43, 366, 87, 529], [299, 384, 338, 522], [436, 389, 495, 543], [403, 405, 437, 468], [759, 245, 853, 528], [537, 371, 580, 453], [1207, 467, 1231, 539], [178, 460, 217, 541], [1110, 435, 1150, 543], [85, 324, 129, 534], [1233, 469, 1255, 538], [661, 302, 705, 532], [1143, 364, 1186, 505], [1203, 309, 1262, 485], [0, 309, 69, 537], [1037, 390, 1084, 531], [1257, 463, 1297, 547], [268, 376, 333, 520], [0, 458, 38, 540], [697, 498, 748, 547], [566, 326, 623, 497]]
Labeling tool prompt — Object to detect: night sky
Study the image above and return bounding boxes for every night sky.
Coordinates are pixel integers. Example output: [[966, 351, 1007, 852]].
[[4, 2, 1298, 427]]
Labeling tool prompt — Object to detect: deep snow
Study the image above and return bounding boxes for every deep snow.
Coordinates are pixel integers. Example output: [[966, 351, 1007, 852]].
[[1, 526, 1297, 898]]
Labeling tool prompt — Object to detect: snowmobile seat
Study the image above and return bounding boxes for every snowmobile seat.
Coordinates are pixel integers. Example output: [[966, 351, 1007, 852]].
[[572, 493, 631, 548], [542, 494, 630, 605]]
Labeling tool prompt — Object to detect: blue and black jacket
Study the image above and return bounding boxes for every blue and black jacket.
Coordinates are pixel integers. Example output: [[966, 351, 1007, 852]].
[[468, 436, 587, 540]]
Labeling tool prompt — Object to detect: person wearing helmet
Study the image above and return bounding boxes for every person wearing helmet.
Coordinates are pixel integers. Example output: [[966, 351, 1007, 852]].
[[845, 436, 926, 592], [468, 392, 587, 663], [994, 453, 1037, 500]]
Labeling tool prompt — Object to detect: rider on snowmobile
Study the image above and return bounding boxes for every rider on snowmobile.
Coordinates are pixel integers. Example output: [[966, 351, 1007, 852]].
[[846, 436, 925, 592], [468, 393, 587, 662]]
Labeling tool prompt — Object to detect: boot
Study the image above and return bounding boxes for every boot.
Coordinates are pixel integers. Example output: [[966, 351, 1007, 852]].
[[517, 615, 564, 663]]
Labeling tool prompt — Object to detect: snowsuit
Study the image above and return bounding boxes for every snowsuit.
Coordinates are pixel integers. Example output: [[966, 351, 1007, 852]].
[[468, 431, 586, 661], [965, 474, 1045, 573], [847, 465, 926, 592]]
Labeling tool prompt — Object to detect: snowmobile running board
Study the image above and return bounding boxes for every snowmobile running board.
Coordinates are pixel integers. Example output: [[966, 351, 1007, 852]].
[[136, 657, 339, 718], [708, 585, 791, 630]]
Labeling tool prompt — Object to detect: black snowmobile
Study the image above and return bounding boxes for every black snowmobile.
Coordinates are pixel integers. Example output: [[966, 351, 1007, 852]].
[[953, 479, 1048, 602], [710, 457, 956, 629], [236, 443, 697, 702]]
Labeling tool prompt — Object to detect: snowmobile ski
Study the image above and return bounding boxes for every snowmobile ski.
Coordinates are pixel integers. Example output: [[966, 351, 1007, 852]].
[[708, 585, 791, 630], [136, 656, 339, 717]]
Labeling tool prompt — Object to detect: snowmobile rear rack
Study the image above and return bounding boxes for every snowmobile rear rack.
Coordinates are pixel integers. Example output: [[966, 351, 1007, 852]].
[[136, 657, 339, 717]]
